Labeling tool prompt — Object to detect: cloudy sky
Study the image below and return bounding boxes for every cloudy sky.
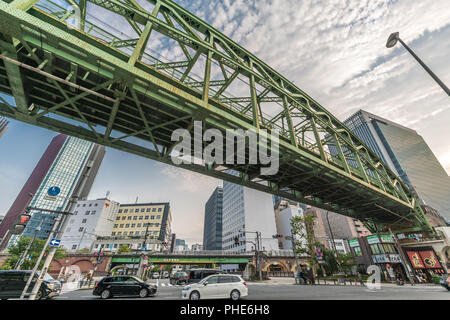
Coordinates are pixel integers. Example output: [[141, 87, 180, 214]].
[[1, 0, 449, 246]]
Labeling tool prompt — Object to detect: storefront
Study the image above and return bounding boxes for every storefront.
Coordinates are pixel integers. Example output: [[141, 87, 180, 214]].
[[365, 234, 405, 281], [405, 247, 447, 283]]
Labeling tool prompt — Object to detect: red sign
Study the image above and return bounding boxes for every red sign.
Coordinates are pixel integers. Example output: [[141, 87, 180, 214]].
[[418, 250, 442, 269], [406, 251, 425, 269]]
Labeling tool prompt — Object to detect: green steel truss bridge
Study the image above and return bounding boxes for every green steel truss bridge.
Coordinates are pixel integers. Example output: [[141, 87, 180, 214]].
[[0, 0, 431, 233]]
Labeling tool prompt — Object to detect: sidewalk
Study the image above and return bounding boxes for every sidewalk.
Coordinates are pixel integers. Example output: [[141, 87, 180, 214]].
[[248, 277, 441, 288]]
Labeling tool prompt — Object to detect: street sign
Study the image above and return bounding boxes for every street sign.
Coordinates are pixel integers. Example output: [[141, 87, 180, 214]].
[[49, 238, 61, 247], [47, 186, 61, 196]]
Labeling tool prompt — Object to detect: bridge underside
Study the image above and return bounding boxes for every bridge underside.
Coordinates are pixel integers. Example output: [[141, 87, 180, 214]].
[[0, 0, 432, 233]]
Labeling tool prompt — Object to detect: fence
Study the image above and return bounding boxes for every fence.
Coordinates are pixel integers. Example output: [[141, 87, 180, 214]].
[[267, 271, 294, 278]]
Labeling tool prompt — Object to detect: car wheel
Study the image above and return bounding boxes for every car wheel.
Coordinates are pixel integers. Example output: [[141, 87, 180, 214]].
[[101, 289, 112, 299], [230, 290, 240, 301], [139, 288, 148, 298], [447, 288, 450, 291], [189, 291, 200, 300], [36, 289, 46, 300]]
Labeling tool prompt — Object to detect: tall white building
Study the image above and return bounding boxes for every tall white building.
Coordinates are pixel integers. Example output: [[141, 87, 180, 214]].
[[274, 201, 305, 250], [222, 180, 279, 254], [60, 198, 120, 252]]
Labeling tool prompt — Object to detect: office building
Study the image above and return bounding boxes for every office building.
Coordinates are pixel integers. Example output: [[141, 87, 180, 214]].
[[0, 116, 8, 138], [203, 187, 223, 251], [343, 110, 450, 222], [169, 233, 176, 253], [222, 180, 278, 253], [191, 244, 203, 251], [111, 203, 172, 244], [0, 134, 105, 247], [60, 198, 120, 252], [306, 206, 370, 253], [274, 200, 306, 250], [175, 239, 188, 252]]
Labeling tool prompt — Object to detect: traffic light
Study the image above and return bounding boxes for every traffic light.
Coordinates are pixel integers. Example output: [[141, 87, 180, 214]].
[[11, 213, 32, 235], [272, 234, 283, 239]]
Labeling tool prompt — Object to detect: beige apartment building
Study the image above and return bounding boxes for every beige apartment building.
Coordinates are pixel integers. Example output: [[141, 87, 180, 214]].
[[111, 202, 172, 243]]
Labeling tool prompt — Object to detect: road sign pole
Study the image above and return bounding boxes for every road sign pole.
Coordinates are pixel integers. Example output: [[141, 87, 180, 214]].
[[20, 216, 61, 300]]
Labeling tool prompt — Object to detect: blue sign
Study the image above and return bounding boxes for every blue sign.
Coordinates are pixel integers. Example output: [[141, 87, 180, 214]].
[[47, 186, 61, 197], [49, 238, 61, 247]]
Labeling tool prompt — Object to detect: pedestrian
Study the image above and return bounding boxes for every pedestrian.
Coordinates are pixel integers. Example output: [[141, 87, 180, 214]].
[[357, 271, 364, 286]]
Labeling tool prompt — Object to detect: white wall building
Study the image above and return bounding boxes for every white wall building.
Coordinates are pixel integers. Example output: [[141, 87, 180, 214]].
[[275, 202, 305, 250], [222, 180, 279, 253], [61, 198, 120, 252], [191, 244, 203, 251]]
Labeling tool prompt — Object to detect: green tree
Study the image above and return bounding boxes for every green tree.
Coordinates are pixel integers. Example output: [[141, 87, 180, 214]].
[[1, 236, 66, 271], [337, 252, 356, 276], [117, 245, 131, 254], [290, 214, 322, 278]]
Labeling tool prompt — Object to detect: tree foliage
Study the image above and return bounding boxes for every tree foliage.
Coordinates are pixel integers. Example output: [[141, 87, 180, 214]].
[[1, 236, 66, 271], [117, 245, 132, 254], [290, 214, 322, 272]]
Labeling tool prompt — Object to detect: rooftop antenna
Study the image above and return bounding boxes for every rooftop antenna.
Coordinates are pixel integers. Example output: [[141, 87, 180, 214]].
[[135, 196, 138, 204], [106, 191, 110, 199]]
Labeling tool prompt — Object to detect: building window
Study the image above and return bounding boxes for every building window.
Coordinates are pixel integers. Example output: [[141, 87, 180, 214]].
[[157, 215, 161, 219], [145, 216, 149, 220], [91, 211, 96, 215], [139, 216, 143, 220], [129, 231, 134, 235], [137, 224, 141, 228], [118, 232, 122, 235], [133, 216, 137, 220], [128, 216, 132, 220], [131, 224, 135, 228], [151, 216, 155, 220], [124, 209, 128, 213], [123, 232, 128, 235], [85, 211, 90, 215], [122, 217, 126, 220], [79, 227, 84, 232], [152, 208, 156, 212], [95, 203, 98, 207], [72, 245, 77, 250], [82, 219, 87, 223], [135, 209, 139, 213], [158, 208, 162, 212], [146, 208, 151, 212], [141, 209, 145, 212], [112, 232, 116, 236], [114, 224, 118, 228], [120, 224, 124, 228], [119, 209, 123, 213], [116, 217, 120, 221], [126, 224, 130, 228]]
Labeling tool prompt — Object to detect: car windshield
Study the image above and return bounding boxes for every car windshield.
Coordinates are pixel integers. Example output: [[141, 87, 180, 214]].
[[198, 277, 210, 285], [36, 272, 55, 281]]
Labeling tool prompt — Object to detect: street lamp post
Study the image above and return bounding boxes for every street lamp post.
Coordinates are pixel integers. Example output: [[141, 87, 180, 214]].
[[386, 32, 450, 96]]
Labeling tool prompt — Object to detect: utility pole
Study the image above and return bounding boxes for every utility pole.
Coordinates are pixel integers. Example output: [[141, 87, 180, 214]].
[[137, 223, 150, 279], [28, 146, 99, 300], [326, 211, 341, 272], [288, 232, 301, 284], [389, 228, 415, 286], [20, 215, 61, 300], [15, 219, 44, 270]]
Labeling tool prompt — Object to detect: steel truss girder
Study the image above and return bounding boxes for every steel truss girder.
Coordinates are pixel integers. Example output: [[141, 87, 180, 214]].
[[0, 0, 433, 233]]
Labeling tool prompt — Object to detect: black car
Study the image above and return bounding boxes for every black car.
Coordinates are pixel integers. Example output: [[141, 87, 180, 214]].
[[93, 276, 157, 299], [0, 270, 61, 300], [170, 271, 188, 285], [187, 269, 221, 284]]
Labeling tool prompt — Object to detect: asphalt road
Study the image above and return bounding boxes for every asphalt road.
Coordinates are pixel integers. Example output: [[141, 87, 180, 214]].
[[53, 279, 450, 300]]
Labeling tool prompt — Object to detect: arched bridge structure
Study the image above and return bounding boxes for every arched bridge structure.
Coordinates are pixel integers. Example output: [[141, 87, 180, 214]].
[[0, 0, 431, 233]]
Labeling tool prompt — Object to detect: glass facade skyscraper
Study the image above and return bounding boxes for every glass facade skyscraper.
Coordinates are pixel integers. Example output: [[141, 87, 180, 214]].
[[342, 110, 450, 223], [1, 134, 105, 246], [0, 116, 8, 138], [203, 187, 223, 251]]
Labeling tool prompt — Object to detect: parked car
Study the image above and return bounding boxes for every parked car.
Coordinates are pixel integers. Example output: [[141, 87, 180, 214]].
[[440, 274, 450, 291], [181, 274, 248, 300], [151, 272, 160, 279], [93, 276, 157, 299], [0, 270, 61, 300], [187, 268, 221, 284], [170, 271, 188, 285]]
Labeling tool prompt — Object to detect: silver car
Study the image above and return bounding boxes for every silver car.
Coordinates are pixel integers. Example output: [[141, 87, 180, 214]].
[[181, 274, 248, 300]]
